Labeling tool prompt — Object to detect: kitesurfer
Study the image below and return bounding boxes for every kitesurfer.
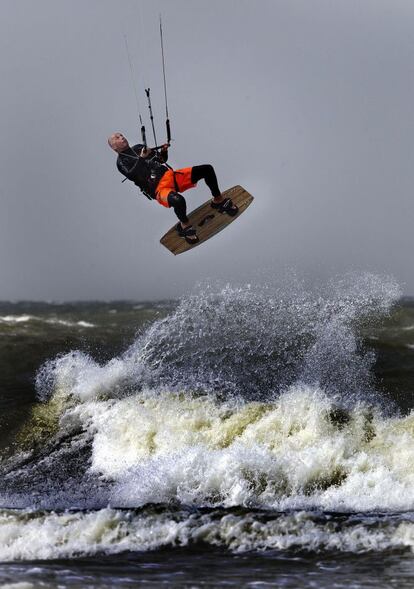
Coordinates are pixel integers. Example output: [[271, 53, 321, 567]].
[[108, 132, 238, 245]]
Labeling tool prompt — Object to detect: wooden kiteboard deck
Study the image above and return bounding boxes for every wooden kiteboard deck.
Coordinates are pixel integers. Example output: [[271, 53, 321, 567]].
[[160, 185, 253, 255]]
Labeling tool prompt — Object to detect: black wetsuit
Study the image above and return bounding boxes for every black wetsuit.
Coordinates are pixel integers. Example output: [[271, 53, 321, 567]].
[[116, 144, 169, 199]]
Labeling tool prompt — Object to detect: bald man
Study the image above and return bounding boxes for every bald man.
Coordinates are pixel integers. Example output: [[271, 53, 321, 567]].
[[108, 133, 238, 245]]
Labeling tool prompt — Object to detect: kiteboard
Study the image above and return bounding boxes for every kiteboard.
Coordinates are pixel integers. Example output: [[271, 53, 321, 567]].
[[160, 185, 253, 255]]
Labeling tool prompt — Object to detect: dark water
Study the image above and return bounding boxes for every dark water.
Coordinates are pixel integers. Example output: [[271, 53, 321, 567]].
[[1, 277, 414, 588], [2, 547, 414, 588], [0, 300, 171, 447]]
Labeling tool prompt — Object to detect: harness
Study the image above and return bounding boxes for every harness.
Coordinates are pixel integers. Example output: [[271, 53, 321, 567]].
[[118, 148, 173, 201]]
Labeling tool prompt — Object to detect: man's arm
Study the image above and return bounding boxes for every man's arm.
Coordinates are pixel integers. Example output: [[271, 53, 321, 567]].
[[159, 143, 169, 163], [131, 143, 145, 156], [139, 143, 169, 161]]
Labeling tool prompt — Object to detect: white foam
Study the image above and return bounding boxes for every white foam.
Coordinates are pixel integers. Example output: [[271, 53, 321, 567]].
[[1, 584, 39, 589], [1, 507, 414, 562], [53, 385, 414, 512], [49, 319, 95, 328], [0, 315, 35, 323], [0, 315, 95, 328]]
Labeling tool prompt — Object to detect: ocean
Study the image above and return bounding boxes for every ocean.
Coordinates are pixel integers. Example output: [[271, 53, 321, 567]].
[[1, 274, 414, 588]]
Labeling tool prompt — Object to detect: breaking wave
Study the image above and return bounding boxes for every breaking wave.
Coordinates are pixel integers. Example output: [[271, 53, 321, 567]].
[[4, 272, 414, 562], [2, 507, 414, 562]]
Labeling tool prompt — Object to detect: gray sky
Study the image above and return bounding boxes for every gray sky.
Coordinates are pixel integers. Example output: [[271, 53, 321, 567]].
[[1, 0, 413, 300]]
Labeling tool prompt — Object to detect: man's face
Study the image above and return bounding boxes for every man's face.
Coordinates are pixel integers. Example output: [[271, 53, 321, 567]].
[[108, 133, 129, 153]]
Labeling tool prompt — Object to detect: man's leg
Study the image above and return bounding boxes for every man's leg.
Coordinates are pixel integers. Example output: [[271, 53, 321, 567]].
[[167, 191, 199, 244], [190, 164, 238, 215], [167, 191, 188, 224], [156, 172, 191, 227], [190, 165, 221, 198]]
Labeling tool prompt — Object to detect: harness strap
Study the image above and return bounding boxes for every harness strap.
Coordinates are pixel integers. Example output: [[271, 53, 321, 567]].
[[119, 147, 164, 200], [140, 188, 154, 201]]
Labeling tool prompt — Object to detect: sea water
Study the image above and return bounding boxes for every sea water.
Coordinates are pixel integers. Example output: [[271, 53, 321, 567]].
[[1, 274, 414, 587]]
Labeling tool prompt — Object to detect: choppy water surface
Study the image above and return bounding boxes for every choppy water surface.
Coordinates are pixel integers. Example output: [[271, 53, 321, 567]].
[[1, 275, 414, 587]]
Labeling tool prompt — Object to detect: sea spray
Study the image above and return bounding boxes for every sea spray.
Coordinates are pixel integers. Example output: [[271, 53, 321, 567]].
[[36, 273, 401, 404]]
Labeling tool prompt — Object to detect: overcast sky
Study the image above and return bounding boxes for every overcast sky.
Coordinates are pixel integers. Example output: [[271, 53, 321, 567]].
[[1, 0, 413, 300]]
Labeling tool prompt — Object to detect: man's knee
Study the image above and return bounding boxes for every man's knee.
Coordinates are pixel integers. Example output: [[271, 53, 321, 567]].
[[191, 164, 215, 184], [201, 164, 214, 175], [167, 191, 185, 208]]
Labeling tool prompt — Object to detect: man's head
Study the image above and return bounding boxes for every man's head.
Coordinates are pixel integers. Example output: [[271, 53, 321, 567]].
[[108, 132, 129, 153]]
